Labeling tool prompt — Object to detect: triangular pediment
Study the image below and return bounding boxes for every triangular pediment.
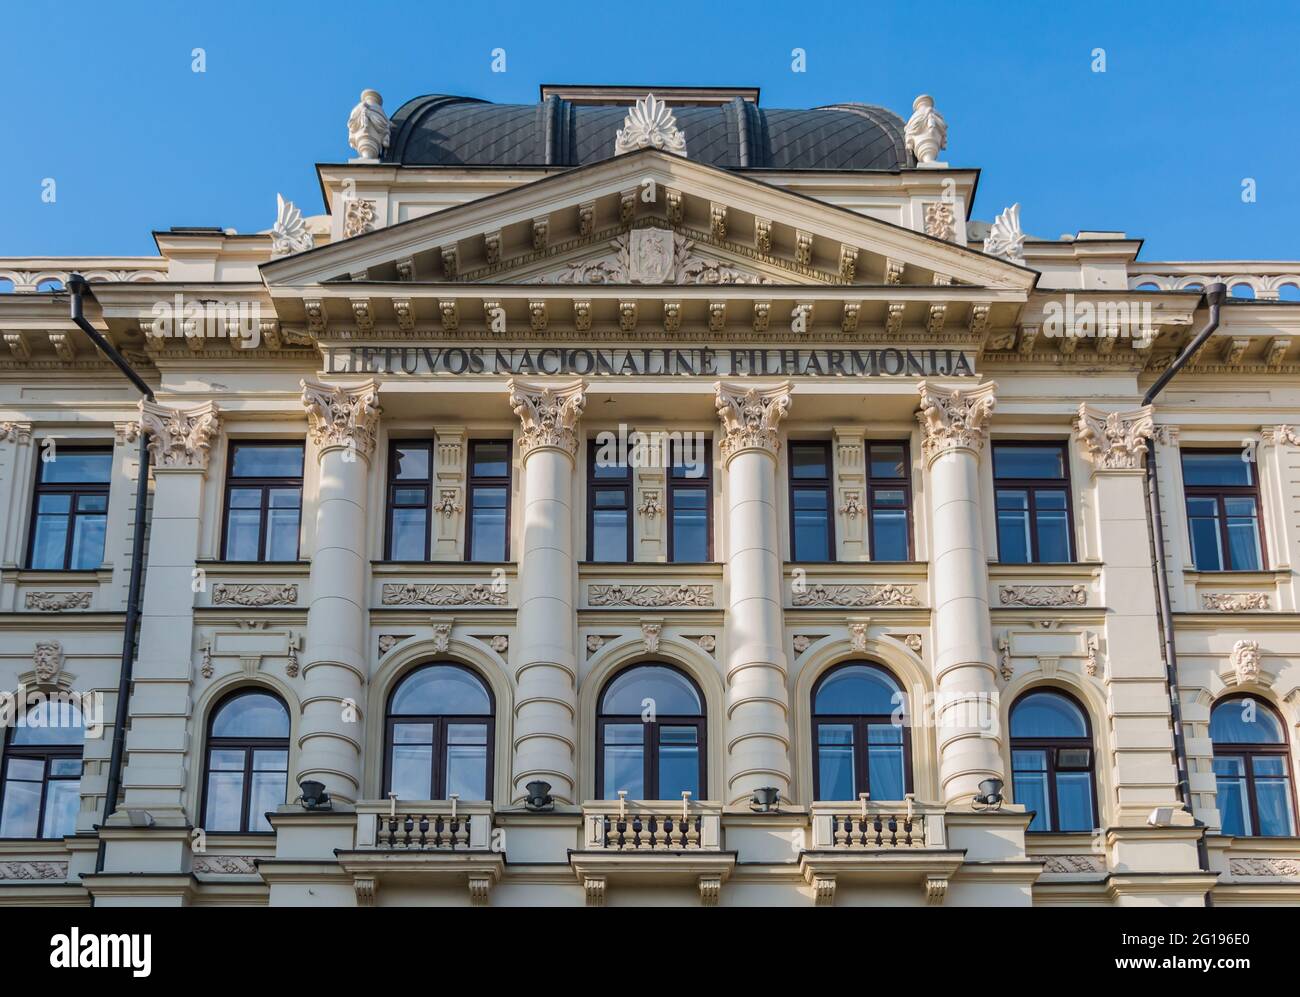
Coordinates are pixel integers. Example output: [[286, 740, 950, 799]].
[[261, 149, 1036, 293]]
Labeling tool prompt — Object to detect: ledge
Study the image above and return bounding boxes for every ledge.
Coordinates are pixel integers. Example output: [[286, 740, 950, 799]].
[[568, 849, 738, 906], [335, 849, 505, 906], [1, 567, 115, 585], [798, 849, 965, 906]]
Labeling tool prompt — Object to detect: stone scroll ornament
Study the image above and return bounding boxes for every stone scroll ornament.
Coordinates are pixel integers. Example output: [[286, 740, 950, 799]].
[[1074, 404, 1154, 470], [714, 381, 792, 462], [613, 94, 686, 156], [983, 204, 1025, 264], [915, 380, 997, 463], [507, 378, 587, 460], [137, 400, 221, 470], [301, 378, 382, 459], [270, 194, 314, 257]]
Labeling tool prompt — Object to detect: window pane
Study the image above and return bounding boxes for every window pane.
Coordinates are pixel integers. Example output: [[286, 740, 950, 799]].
[[1211, 697, 1285, 743], [869, 445, 906, 479], [248, 770, 286, 831], [265, 490, 301, 561], [76, 494, 107, 513], [792, 488, 830, 561], [1056, 771, 1094, 831], [817, 725, 855, 801], [602, 666, 701, 715], [1013, 750, 1051, 832], [996, 489, 1031, 563], [1186, 497, 1224, 571], [39, 451, 113, 483], [994, 445, 1066, 480], [1033, 489, 1072, 562], [867, 724, 905, 800], [391, 445, 430, 480], [790, 444, 828, 479], [49, 758, 81, 777], [1213, 756, 1251, 836], [592, 458, 629, 480], [657, 726, 700, 799], [224, 503, 262, 561], [1182, 451, 1252, 486], [29, 514, 70, 569], [212, 694, 289, 738], [814, 665, 901, 715], [391, 668, 491, 716], [592, 504, 629, 562], [0, 777, 41, 838], [231, 444, 303, 478], [602, 724, 644, 799], [389, 506, 428, 560], [469, 486, 507, 561], [1224, 502, 1262, 570], [471, 443, 509, 477], [205, 768, 246, 831], [1011, 692, 1088, 738], [69, 512, 107, 569], [670, 487, 708, 562], [390, 743, 433, 800], [871, 507, 910, 561], [445, 723, 489, 799], [1254, 777, 1295, 836]]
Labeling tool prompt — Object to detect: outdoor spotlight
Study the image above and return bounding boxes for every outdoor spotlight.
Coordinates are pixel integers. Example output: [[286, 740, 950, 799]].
[[126, 809, 155, 828], [750, 786, 781, 813], [299, 780, 331, 810], [524, 780, 555, 812], [1147, 807, 1174, 827], [972, 778, 1004, 811]]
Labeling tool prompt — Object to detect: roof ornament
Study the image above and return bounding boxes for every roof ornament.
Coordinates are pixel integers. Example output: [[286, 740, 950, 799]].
[[984, 204, 1026, 264], [269, 193, 314, 257], [347, 89, 391, 161], [614, 94, 687, 157], [904, 94, 947, 166]]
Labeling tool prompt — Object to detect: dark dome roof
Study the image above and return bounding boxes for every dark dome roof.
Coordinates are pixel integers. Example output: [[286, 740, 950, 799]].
[[386, 95, 909, 171]]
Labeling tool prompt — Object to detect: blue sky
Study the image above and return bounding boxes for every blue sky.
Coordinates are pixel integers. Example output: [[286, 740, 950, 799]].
[[2, 0, 1296, 261]]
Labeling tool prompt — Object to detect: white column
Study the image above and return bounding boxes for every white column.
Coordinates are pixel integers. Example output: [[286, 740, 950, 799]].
[[117, 401, 221, 824], [296, 379, 381, 804], [716, 381, 793, 804], [507, 379, 586, 804], [916, 381, 1005, 804]]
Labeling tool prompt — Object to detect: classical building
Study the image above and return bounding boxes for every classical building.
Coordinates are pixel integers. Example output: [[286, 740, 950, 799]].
[[2, 84, 1299, 908]]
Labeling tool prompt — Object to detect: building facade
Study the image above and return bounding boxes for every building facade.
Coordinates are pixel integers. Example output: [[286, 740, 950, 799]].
[[2, 85, 1299, 907]]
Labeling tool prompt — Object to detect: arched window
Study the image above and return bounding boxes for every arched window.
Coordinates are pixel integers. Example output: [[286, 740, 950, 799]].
[[1211, 696, 1296, 837], [597, 664, 705, 800], [385, 664, 493, 800], [200, 690, 290, 833], [0, 699, 83, 839], [812, 663, 909, 801], [1010, 690, 1096, 832]]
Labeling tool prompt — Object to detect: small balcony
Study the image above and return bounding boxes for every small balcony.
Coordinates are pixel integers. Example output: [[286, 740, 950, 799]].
[[335, 799, 503, 906], [570, 794, 735, 905], [800, 798, 963, 905]]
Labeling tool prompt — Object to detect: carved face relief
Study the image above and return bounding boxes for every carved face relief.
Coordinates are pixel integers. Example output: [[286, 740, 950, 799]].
[[34, 641, 63, 683]]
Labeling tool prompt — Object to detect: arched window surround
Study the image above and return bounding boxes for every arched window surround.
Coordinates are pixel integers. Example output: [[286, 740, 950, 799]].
[[1009, 687, 1098, 833], [0, 699, 84, 840], [1210, 693, 1298, 838], [810, 661, 913, 802], [199, 688, 291, 834], [596, 662, 707, 801]]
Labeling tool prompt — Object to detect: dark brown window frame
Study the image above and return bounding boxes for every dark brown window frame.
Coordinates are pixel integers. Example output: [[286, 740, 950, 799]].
[[788, 440, 836, 563], [666, 436, 713, 563], [220, 440, 305, 562], [464, 439, 512, 563], [992, 440, 1077, 564], [586, 441, 633, 562], [1009, 688, 1099, 833], [25, 446, 113, 571], [384, 439, 434, 561], [595, 664, 707, 800], [1210, 694, 1297, 838], [1181, 448, 1268, 571], [810, 662, 913, 802], [0, 725, 81, 841], [865, 440, 914, 562], [198, 690, 290, 835], [382, 663, 496, 801]]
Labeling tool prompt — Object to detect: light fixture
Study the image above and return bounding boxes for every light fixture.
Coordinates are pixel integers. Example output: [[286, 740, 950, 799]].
[[749, 787, 781, 813], [299, 780, 331, 810], [524, 780, 554, 812], [126, 809, 155, 828], [1147, 807, 1174, 827], [972, 778, 1003, 812]]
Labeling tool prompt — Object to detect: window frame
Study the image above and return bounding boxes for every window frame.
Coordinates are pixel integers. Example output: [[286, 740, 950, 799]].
[[1181, 448, 1268, 571], [865, 440, 914, 562], [788, 440, 836, 563], [595, 664, 707, 800], [464, 439, 512, 563], [0, 720, 82, 841], [382, 663, 496, 802], [586, 441, 633, 562], [384, 439, 434, 561], [220, 440, 305, 562], [1009, 689, 1099, 833], [25, 446, 113, 571], [198, 690, 291, 835], [992, 440, 1077, 564], [1210, 694, 1297, 838], [666, 436, 713, 563], [810, 662, 913, 802]]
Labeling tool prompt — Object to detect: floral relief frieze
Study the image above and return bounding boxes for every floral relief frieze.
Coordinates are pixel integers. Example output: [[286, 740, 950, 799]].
[[0, 860, 67, 881], [1229, 857, 1300, 877], [192, 855, 260, 875], [998, 584, 1087, 608], [588, 584, 714, 608], [792, 583, 920, 609], [212, 584, 299, 607], [24, 591, 92, 611], [1041, 854, 1105, 874], [1202, 592, 1271, 612], [380, 583, 507, 607]]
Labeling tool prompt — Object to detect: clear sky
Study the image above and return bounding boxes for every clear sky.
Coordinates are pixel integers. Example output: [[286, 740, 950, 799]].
[[2, 0, 1296, 261]]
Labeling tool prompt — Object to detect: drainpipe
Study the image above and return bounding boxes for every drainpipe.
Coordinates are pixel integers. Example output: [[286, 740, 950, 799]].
[[1141, 282, 1226, 902], [67, 274, 154, 878]]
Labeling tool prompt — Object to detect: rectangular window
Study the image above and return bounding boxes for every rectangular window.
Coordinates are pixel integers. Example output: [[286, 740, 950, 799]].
[[587, 443, 632, 562], [789, 441, 834, 562], [465, 440, 511, 562], [866, 442, 913, 561], [385, 441, 432, 560], [27, 448, 113, 570], [667, 437, 711, 563], [1181, 450, 1265, 571], [222, 442, 304, 561], [993, 442, 1074, 564]]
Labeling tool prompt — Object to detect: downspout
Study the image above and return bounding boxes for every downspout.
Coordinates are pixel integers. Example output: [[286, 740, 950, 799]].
[[67, 274, 155, 879], [1140, 282, 1226, 902]]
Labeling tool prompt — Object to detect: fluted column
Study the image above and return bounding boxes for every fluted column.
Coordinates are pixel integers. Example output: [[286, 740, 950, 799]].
[[118, 401, 221, 825], [296, 378, 381, 804], [716, 381, 793, 804], [916, 380, 1005, 804], [508, 378, 586, 804]]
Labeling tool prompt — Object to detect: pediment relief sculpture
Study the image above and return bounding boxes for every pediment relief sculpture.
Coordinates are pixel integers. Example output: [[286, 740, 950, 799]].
[[541, 230, 773, 286]]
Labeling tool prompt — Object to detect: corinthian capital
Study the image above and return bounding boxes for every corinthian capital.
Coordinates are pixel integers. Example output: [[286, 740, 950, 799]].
[[137, 400, 221, 471], [507, 378, 587, 461], [301, 378, 382, 459], [715, 380, 792, 463], [1074, 403, 1154, 471], [916, 380, 997, 464]]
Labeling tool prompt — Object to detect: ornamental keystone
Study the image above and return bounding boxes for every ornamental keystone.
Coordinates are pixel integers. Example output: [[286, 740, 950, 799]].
[[137, 400, 221, 471], [507, 378, 587, 461], [1074, 403, 1154, 471], [301, 378, 382, 459], [714, 380, 792, 463], [915, 380, 997, 463]]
